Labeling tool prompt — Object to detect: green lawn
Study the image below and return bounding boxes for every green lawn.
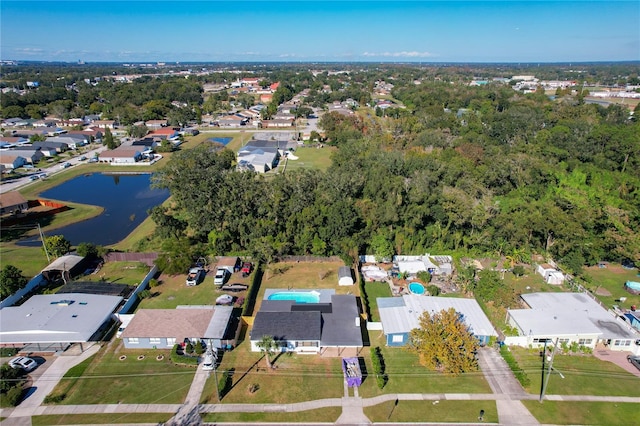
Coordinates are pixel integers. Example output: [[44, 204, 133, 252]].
[[46, 344, 194, 405], [522, 401, 640, 425], [582, 264, 640, 310], [364, 400, 498, 423], [202, 407, 342, 423], [200, 339, 345, 404], [80, 261, 150, 286], [284, 145, 336, 172], [363, 281, 392, 322], [358, 335, 491, 398], [32, 413, 172, 425], [509, 347, 639, 396]]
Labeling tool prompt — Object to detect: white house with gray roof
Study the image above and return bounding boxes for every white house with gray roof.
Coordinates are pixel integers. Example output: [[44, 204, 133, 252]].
[[377, 294, 497, 346], [506, 292, 640, 354], [0, 293, 122, 352]]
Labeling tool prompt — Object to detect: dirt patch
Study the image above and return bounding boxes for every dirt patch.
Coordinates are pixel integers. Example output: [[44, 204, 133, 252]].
[[595, 287, 612, 296]]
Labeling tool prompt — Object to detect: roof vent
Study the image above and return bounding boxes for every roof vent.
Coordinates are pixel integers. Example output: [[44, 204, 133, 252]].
[[51, 300, 74, 306]]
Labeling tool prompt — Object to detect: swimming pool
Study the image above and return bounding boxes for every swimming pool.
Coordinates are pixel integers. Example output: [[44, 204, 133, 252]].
[[409, 282, 425, 295], [624, 281, 640, 295], [268, 291, 320, 303]]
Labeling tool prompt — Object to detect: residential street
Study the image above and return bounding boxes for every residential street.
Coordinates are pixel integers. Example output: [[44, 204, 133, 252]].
[[2, 345, 639, 426]]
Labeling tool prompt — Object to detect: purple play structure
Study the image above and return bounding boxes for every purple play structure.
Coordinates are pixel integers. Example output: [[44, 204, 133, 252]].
[[342, 357, 362, 387]]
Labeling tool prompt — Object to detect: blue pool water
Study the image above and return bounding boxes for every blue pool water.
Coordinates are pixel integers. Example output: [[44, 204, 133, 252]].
[[626, 281, 640, 291], [268, 291, 320, 303], [409, 282, 425, 295]]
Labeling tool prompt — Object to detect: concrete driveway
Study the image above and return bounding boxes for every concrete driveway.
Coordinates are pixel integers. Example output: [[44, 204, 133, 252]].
[[593, 347, 640, 378]]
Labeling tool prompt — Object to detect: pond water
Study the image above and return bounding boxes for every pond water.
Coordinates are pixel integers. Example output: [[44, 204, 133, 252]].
[[20, 173, 169, 246]]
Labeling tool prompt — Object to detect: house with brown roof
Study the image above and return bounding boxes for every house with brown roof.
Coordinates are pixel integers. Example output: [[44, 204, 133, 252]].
[[145, 119, 168, 129], [217, 114, 248, 128], [0, 152, 27, 170], [0, 191, 29, 215], [121, 306, 235, 349], [99, 146, 142, 164], [7, 147, 45, 163]]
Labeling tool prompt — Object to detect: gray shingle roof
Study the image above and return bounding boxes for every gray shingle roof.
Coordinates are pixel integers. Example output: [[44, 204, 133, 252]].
[[250, 311, 321, 341]]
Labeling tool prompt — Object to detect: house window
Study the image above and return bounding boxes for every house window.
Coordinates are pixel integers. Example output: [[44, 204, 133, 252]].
[[166, 338, 176, 347], [558, 339, 570, 345], [392, 335, 404, 343], [533, 338, 550, 344], [150, 338, 161, 345], [128, 338, 139, 344], [578, 339, 592, 345], [296, 341, 318, 347]]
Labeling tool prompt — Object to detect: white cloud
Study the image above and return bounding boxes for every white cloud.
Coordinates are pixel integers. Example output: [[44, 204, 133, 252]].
[[362, 51, 434, 58]]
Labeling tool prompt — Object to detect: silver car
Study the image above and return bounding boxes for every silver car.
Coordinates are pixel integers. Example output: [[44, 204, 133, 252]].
[[628, 355, 640, 371], [8, 356, 38, 372]]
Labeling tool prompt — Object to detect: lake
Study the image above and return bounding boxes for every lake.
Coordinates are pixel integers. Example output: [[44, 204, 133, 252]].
[[20, 173, 169, 246]]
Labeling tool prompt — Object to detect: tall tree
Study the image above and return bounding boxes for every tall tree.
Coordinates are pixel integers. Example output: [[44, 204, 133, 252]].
[[256, 335, 278, 369], [43, 235, 71, 259], [409, 308, 479, 375], [0, 265, 28, 299]]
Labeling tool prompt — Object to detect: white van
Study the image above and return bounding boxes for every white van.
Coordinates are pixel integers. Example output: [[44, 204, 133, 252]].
[[202, 349, 217, 370]]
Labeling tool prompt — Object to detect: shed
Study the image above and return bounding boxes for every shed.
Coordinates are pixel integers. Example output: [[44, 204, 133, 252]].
[[338, 266, 354, 286]]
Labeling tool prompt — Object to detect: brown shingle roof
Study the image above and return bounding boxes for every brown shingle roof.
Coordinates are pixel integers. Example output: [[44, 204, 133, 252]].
[[0, 191, 28, 208], [121, 309, 213, 340]]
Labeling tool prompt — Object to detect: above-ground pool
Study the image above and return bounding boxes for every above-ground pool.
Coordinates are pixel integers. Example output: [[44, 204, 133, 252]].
[[268, 291, 320, 303], [408, 282, 425, 295], [624, 281, 640, 295]]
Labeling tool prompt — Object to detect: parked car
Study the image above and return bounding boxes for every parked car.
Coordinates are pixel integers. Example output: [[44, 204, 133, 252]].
[[202, 349, 218, 371], [79, 155, 87, 161], [214, 268, 229, 286], [241, 262, 253, 277], [628, 354, 640, 371], [186, 267, 206, 286], [60, 162, 71, 169], [88, 158, 98, 163], [8, 356, 38, 372]]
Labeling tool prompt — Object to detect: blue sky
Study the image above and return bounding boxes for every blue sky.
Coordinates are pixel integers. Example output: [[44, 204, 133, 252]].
[[1, 1, 638, 62]]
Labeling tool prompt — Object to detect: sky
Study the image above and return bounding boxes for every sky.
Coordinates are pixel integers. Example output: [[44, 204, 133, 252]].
[[1, 1, 639, 63]]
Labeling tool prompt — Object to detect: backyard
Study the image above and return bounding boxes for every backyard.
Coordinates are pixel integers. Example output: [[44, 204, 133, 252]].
[[581, 264, 640, 310], [282, 145, 336, 172]]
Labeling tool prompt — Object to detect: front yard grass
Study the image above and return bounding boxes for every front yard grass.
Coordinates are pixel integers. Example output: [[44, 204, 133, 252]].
[[81, 261, 151, 286], [200, 339, 344, 404], [358, 335, 492, 397], [32, 413, 172, 425], [522, 401, 640, 425], [202, 407, 342, 423], [364, 400, 498, 423], [46, 344, 194, 405], [508, 347, 639, 396]]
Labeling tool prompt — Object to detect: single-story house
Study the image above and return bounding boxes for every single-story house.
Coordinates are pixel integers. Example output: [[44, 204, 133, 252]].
[[10, 147, 45, 164], [506, 292, 640, 354], [536, 263, 565, 285], [121, 305, 235, 350], [218, 115, 248, 128], [99, 147, 143, 164], [0, 191, 29, 215], [93, 120, 116, 129], [237, 145, 280, 173], [0, 293, 123, 352], [148, 128, 179, 140], [32, 140, 69, 154], [262, 119, 294, 128], [68, 129, 103, 143], [131, 137, 160, 151], [0, 136, 29, 146], [46, 134, 90, 149], [377, 294, 497, 347], [145, 119, 168, 129], [250, 289, 363, 356], [0, 152, 26, 170], [338, 266, 354, 286], [394, 254, 453, 276]]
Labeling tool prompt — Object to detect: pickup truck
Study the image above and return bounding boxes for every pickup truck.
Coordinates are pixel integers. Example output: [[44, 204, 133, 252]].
[[241, 262, 253, 277], [186, 267, 206, 286], [214, 268, 229, 287]]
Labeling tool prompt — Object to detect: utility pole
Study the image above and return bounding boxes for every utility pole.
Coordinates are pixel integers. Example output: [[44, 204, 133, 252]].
[[539, 338, 559, 402], [38, 223, 50, 263], [212, 349, 220, 402]]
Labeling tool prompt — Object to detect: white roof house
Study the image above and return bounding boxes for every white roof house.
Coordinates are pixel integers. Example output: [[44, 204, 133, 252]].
[[0, 293, 122, 351], [394, 254, 453, 276], [377, 294, 497, 346], [507, 292, 640, 354]]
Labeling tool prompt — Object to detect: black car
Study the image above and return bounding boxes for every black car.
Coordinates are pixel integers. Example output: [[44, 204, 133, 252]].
[[627, 355, 640, 371]]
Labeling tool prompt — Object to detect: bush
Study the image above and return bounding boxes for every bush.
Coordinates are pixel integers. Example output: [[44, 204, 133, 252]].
[[417, 271, 431, 283], [185, 342, 194, 354], [4, 386, 23, 406], [0, 348, 18, 357], [218, 369, 233, 400], [499, 346, 530, 387], [426, 284, 440, 296], [170, 344, 198, 366], [370, 346, 388, 389], [195, 341, 204, 355], [512, 265, 525, 277], [43, 393, 66, 404], [148, 278, 159, 288]]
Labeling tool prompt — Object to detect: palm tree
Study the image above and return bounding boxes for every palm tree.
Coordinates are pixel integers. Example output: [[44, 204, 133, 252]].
[[256, 335, 278, 369]]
